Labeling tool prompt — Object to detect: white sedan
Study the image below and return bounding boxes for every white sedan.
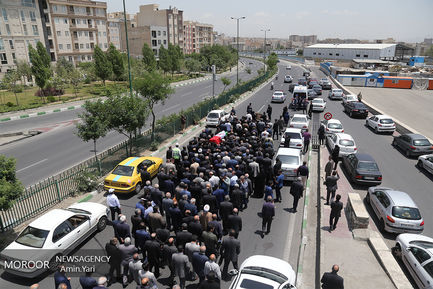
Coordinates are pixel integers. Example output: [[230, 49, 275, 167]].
[[289, 114, 309, 131], [417, 154, 433, 175], [271, 90, 287, 103], [366, 115, 396, 134], [342, 94, 357, 105], [321, 119, 344, 134], [326, 133, 357, 157], [311, 98, 326, 112], [328, 88, 344, 100], [229, 255, 297, 289], [0, 202, 109, 277], [280, 128, 304, 149], [393, 234, 433, 289]]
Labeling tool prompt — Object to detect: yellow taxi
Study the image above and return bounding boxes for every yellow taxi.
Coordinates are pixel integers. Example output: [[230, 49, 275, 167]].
[[104, 156, 163, 193]]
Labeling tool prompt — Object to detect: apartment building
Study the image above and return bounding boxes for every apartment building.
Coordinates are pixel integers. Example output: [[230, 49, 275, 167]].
[[107, 14, 120, 49], [0, 0, 46, 78], [183, 20, 213, 54]]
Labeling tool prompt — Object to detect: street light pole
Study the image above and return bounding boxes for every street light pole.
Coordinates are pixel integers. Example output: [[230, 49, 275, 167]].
[[261, 28, 270, 73], [123, 0, 133, 97], [231, 16, 245, 85]]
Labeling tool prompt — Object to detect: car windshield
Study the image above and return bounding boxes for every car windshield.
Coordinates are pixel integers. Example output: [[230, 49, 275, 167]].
[[413, 139, 431, 146], [312, 99, 323, 103], [274, 92, 283, 96], [353, 103, 367, 108], [207, 113, 219, 118], [238, 278, 274, 289], [328, 123, 342, 129], [67, 208, 91, 215], [285, 132, 301, 139], [292, 117, 306, 123], [15, 226, 49, 248], [380, 119, 394, 124], [278, 155, 299, 165], [112, 165, 134, 176], [333, 89, 342, 93], [339, 139, 354, 146], [357, 161, 379, 171], [313, 85, 321, 89], [242, 266, 288, 284], [348, 95, 357, 100], [424, 261, 433, 279], [392, 206, 421, 220], [409, 241, 433, 249]]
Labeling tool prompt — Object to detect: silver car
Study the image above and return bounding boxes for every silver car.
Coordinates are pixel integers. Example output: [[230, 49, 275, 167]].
[[366, 187, 424, 234], [280, 128, 304, 150]]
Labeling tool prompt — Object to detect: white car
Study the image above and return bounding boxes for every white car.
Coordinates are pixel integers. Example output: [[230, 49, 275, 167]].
[[321, 119, 344, 134], [326, 133, 357, 157], [280, 128, 304, 150], [393, 234, 433, 289], [286, 65, 292, 70], [272, 90, 287, 103], [284, 75, 293, 83], [311, 98, 326, 112], [206, 110, 229, 127], [229, 255, 297, 289], [289, 114, 309, 131], [365, 115, 396, 134], [276, 148, 302, 181], [342, 94, 357, 105], [417, 154, 433, 175], [0, 202, 108, 278], [328, 88, 344, 100]]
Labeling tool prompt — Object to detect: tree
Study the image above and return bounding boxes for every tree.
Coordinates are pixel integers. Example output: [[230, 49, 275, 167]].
[[0, 155, 24, 212], [133, 71, 174, 141], [184, 57, 201, 75], [167, 44, 183, 76], [56, 57, 74, 78], [28, 42, 52, 102], [267, 52, 278, 70], [69, 68, 82, 97], [15, 60, 32, 85], [297, 49, 303, 56], [3, 70, 21, 106], [93, 45, 112, 85], [142, 43, 157, 71], [76, 99, 109, 162], [158, 45, 171, 74], [107, 43, 124, 81], [221, 77, 231, 93]]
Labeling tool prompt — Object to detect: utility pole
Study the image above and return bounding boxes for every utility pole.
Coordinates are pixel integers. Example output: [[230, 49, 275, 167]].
[[261, 28, 270, 73], [231, 16, 246, 85], [123, 0, 133, 97], [212, 64, 216, 97]]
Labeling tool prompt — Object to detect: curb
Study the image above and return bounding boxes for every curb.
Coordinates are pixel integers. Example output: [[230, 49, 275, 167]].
[[0, 104, 84, 123]]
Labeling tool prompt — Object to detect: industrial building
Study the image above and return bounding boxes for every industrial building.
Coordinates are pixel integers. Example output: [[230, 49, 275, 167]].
[[304, 43, 414, 61]]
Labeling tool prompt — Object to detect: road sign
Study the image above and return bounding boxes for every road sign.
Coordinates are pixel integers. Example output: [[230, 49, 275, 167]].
[[324, 112, 333, 120]]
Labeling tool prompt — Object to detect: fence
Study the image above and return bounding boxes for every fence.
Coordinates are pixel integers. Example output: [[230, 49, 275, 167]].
[[0, 68, 276, 232]]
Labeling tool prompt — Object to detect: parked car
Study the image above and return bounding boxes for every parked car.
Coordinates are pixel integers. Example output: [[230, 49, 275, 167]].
[[308, 80, 319, 89], [417, 154, 433, 175], [326, 133, 357, 157], [276, 148, 302, 181], [288, 83, 297, 93], [366, 187, 424, 234], [280, 128, 304, 149], [286, 65, 292, 70], [104, 156, 163, 193], [289, 114, 309, 131], [311, 98, 326, 112], [319, 78, 332, 90], [271, 90, 287, 103], [206, 109, 229, 127], [392, 134, 433, 158], [0, 202, 109, 278], [303, 71, 310, 77], [342, 94, 358, 105], [307, 89, 318, 100], [342, 153, 382, 185], [343, 101, 369, 118], [328, 88, 344, 100], [298, 78, 307, 86], [312, 84, 322, 95], [366, 115, 396, 134], [393, 234, 433, 289], [284, 75, 293, 83], [229, 255, 297, 289], [321, 119, 344, 134]]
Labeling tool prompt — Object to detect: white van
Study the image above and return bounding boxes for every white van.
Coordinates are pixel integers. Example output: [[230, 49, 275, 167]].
[[206, 110, 229, 127], [293, 85, 308, 99], [276, 148, 302, 181]]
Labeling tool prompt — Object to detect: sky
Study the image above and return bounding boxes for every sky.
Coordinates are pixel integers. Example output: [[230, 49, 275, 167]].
[[107, 0, 433, 43]]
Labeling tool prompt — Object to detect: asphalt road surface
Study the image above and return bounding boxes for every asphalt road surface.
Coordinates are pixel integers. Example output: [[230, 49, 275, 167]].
[[0, 59, 261, 187], [0, 62, 305, 289]]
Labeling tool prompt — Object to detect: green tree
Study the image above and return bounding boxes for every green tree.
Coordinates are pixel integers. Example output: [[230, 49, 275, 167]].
[[93, 45, 112, 85], [76, 99, 109, 161], [3, 70, 21, 106], [69, 68, 82, 97], [133, 71, 174, 141], [15, 60, 32, 84], [158, 45, 171, 74], [28, 42, 52, 103], [297, 49, 303, 56], [267, 52, 278, 70], [221, 77, 231, 93], [184, 57, 201, 75], [78, 62, 96, 82], [107, 43, 124, 81], [56, 57, 74, 78], [0, 155, 24, 212], [142, 43, 157, 71], [167, 44, 183, 76]]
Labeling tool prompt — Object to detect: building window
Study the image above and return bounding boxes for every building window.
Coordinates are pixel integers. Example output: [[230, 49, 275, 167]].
[[0, 39, 4, 50], [81, 55, 85, 61], [98, 32, 101, 37], [78, 31, 82, 36], [9, 40, 14, 49], [29, 11, 36, 21], [152, 40, 157, 46], [23, 24, 28, 35], [86, 43, 89, 48], [163, 31, 166, 36], [21, 10, 26, 21], [87, 55, 91, 60], [67, 44, 71, 49], [68, 56, 72, 62], [163, 40, 166, 45], [158, 31, 161, 36], [84, 31, 88, 36], [356, 54, 360, 57], [64, 18, 68, 24], [364, 54, 368, 58], [55, 17, 60, 24], [151, 31, 156, 38], [336, 53, 340, 56], [32, 25, 38, 35], [21, 0, 36, 8], [65, 31, 69, 36], [59, 44, 63, 50], [0, 53, 7, 64], [57, 31, 61, 36], [6, 24, 11, 35], [104, 43, 107, 48], [318, 53, 321, 55], [2, 8, 8, 21], [329, 53, 333, 56], [74, 43, 78, 49], [80, 43, 84, 49], [158, 40, 161, 45], [77, 19, 81, 24], [103, 31, 106, 36], [12, 52, 16, 61]]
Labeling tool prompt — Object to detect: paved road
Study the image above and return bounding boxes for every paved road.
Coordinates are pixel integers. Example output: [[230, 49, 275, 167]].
[[0, 62, 305, 289], [0, 59, 261, 187]]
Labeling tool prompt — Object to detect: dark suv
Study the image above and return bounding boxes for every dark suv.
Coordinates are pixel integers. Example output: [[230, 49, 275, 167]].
[[344, 101, 369, 118]]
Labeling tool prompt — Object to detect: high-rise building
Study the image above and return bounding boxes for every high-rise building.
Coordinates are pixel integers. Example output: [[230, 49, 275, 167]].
[[183, 21, 213, 54], [107, 13, 121, 50], [288, 34, 317, 48]]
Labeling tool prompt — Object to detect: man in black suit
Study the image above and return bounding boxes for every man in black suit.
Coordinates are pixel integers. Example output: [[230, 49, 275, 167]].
[[219, 195, 233, 232], [290, 177, 304, 213], [219, 229, 241, 280], [330, 194, 344, 231], [144, 233, 161, 278], [227, 208, 242, 238], [321, 264, 344, 289], [115, 215, 131, 244], [176, 223, 193, 248], [230, 184, 242, 210], [105, 238, 122, 285]]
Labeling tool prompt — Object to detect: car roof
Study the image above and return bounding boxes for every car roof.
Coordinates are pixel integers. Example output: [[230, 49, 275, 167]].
[[277, 147, 302, 156], [403, 133, 427, 140], [383, 190, 418, 207], [335, 133, 354, 140], [119, 157, 148, 167], [240, 255, 296, 282], [355, 153, 376, 162], [332, 88, 342, 91], [274, 90, 284, 93], [29, 209, 75, 229], [284, 127, 302, 133], [312, 98, 324, 102], [209, 109, 224, 114], [327, 119, 341, 124], [292, 114, 308, 118], [376, 114, 392, 119], [352, 102, 367, 107]]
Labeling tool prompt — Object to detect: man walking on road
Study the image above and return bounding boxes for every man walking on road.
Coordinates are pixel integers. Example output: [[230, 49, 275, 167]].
[[329, 194, 343, 232], [325, 170, 340, 205], [290, 177, 303, 213], [219, 229, 241, 280], [275, 170, 284, 202], [261, 196, 275, 236], [302, 129, 311, 154], [297, 161, 309, 190], [321, 264, 344, 289], [106, 189, 121, 221], [324, 156, 334, 178], [267, 104, 272, 120]]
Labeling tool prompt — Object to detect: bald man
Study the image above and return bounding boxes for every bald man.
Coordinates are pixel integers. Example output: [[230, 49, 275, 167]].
[[321, 264, 344, 289]]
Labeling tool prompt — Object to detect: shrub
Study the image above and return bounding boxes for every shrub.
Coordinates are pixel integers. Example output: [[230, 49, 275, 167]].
[[75, 169, 99, 195], [47, 95, 56, 102], [150, 141, 159, 151], [6, 102, 15, 107], [35, 87, 64, 97]]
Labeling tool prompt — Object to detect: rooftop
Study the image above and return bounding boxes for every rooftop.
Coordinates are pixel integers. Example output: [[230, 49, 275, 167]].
[[306, 43, 396, 50]]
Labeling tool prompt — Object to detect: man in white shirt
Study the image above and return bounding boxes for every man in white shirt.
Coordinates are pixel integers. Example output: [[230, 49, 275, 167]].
[[203, 254, 221, 280], [107, 188, 121, 221], [209, 171, 220, 189]]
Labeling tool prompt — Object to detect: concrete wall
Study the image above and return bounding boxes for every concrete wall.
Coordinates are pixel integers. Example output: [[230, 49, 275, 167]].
[[304, 47, 395, 61]]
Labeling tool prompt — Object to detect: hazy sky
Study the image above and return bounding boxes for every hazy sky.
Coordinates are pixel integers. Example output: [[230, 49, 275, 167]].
[[107, 0, 433, 42]]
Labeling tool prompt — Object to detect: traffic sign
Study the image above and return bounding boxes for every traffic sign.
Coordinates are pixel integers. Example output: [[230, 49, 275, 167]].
[[324, 112, 333, 120]]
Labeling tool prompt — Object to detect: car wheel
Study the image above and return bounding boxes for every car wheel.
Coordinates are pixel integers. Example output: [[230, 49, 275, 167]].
[[135, 182, 142, 194], [417, 160, 424, 169], [374, 127, 379, 134], [366, 193, 370, 204], [392, 243, 402, 259], [379, 219, 386, 232], [97, 216, 108, 232], [405, 149, 412, 158], [391, 139, 397, 147], [49, 254, 63, 273]]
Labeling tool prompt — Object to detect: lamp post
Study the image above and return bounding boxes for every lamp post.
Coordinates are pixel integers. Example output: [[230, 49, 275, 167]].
[[261, 28, 270, 73], [231, 16, 245, 85], [123, 0, 133, 97]]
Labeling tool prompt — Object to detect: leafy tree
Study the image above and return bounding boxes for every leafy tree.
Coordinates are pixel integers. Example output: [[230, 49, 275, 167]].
[[158, 45, 171, 74], [69, 68, 82, 97], [29, 42, 52, 102], [15, 60, 32, 84], [78, 62, 96, 82], [107, 43, 124, 81], [56, 57, 74, 78], [199, 45, 236, 71], [76, 99, 109, 160], [167, 44, 183, 76], [221, 77, 231, 93], [297, 49, 303, 56], [93, 45, 112, 85], [267, 52, 278, 70], [184, 57, 201, 75], [3, 70, 21, 105], [133, 71, 174, 141], [142, 43, 157, 71], [0, 155, 24, 211]]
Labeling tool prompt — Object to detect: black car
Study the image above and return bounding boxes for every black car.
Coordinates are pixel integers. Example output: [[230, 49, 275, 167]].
[[342, 153, 382, 185], [343, 101, 369, 118], [392, 133, 433, 158], [298, 78, 307, 86], [288, 83, 297, 93]]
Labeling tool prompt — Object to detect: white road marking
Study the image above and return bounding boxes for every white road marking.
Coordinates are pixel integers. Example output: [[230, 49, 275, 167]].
[[17, 158, 48, 173], [283, 207, 297, 261], [160, 104, 180, 113], [258, 104, 266, 112], [183, 91, 194, 96]]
